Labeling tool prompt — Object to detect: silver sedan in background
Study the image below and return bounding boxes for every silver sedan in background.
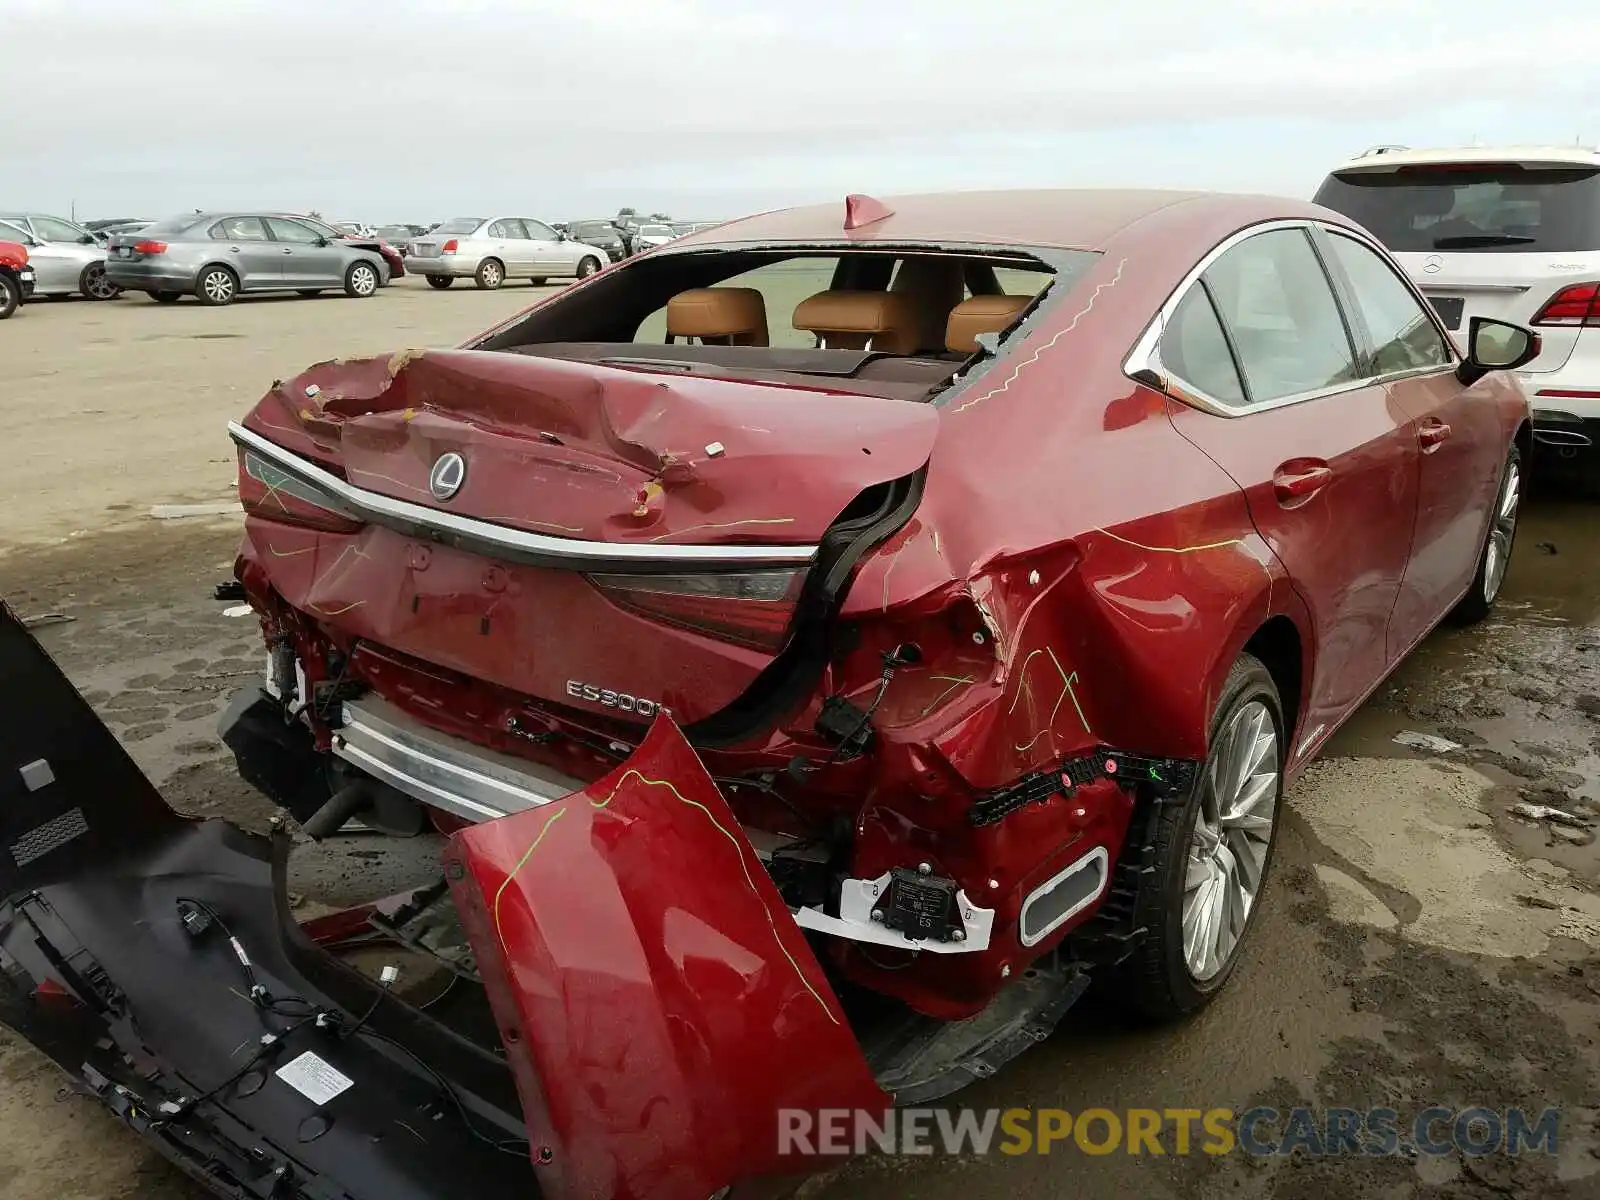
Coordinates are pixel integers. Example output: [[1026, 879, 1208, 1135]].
[[406, 216, 608, 289], [0, 213, 117, 299], [103, 213, 388, 306]]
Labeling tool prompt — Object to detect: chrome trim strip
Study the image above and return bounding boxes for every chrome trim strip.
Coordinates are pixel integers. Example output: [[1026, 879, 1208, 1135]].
[[1122, 219, 1461, 419], [1017, 845, 1109, 947], [333, 696, 585, 823], [228, 422, 820, 570]]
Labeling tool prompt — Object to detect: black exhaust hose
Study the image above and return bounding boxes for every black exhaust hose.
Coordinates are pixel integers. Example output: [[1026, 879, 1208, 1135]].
[[301, 779, 372, 840]]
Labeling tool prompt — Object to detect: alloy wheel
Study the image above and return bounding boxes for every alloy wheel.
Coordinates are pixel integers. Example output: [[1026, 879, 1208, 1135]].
[[85, 265, 119, 300], [352, 265, 377, 296], [203, 270, 235, 303], [1482, 459, 1520, 604], [1183, 699, 1279, 982]]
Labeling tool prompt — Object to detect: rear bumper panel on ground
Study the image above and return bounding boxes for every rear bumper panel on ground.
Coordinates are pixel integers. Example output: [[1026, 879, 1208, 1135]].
[[445, 714, 886, 1200]]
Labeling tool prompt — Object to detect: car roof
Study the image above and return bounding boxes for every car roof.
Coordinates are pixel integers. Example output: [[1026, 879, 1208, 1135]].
[[666, 189, 1323, 252], [1329, 144, 1600, 173]]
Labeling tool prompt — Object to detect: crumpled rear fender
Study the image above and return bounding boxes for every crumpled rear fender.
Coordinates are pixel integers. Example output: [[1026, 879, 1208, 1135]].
[[445, 716, 884, 1200]]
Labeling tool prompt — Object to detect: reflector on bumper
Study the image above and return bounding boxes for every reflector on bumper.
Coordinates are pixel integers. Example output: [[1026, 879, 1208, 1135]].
[[445, 715, 885, 1200]]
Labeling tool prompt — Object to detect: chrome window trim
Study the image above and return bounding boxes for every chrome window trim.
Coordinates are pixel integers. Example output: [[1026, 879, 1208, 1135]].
[[1123, 219, 1461, 418], [228, 422, 819, 570]]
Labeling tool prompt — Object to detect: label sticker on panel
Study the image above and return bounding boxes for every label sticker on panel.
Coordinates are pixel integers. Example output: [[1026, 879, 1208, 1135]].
[[275, 1050, 355, 1105]]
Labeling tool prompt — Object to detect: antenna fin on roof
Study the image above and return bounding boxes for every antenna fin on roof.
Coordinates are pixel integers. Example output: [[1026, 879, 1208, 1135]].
[[843, 194, 893, 231]]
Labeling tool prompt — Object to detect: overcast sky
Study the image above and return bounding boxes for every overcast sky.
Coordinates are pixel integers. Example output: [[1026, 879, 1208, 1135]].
[[7, 0, 1599, 223]]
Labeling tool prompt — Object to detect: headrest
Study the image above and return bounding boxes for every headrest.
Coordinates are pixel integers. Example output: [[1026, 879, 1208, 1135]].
[[945, 294, 1031, 353], [792, 290, 919, 353], [666, 287, 769, 345]]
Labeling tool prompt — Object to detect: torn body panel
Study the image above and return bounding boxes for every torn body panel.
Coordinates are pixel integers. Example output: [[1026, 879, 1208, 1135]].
[[1, 604, 888, 1200], [444, 715, 884, 1200]]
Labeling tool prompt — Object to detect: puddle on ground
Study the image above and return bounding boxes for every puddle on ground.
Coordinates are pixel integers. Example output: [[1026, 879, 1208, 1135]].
[[1326, 495, 1600, 885]]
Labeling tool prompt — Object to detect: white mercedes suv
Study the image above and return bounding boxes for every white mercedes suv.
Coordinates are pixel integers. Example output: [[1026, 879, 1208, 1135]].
[[1314, 145, 1600, 483]]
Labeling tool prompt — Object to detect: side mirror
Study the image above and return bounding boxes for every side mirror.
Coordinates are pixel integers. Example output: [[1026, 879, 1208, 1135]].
[[555, 230, 567, 241], [1457, 317, 1540, 386], [313, 237, 331, 247], [82, 233, 99, 245]]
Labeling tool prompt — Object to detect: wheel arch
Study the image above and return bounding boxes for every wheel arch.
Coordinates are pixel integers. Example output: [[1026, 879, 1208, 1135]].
[[1207, 587, 1312, 767], [197, 260, 240, 284]]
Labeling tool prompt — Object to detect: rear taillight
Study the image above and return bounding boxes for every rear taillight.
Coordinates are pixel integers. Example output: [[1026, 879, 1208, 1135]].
[[1531, 282, 1600, 327], [237, 448, 364, 534], [133, 240, 167, 255], [441, 238, 459, 254], [588, 570, 804, 652]]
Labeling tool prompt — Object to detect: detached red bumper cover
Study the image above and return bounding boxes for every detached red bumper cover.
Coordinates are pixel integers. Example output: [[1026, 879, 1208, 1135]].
[[445, 716, 885, 1200]]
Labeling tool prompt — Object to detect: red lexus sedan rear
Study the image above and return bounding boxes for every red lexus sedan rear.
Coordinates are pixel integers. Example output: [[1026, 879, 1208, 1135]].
[[4, 191, 1534, 1200]]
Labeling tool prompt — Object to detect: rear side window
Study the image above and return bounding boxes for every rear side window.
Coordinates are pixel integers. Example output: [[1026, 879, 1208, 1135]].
[[1159, 287, 1246, 406], [1202, 229, 1359, 404], [138, 214, 206, 236], [211, 216, 268, 241], [1314, 165, 1600, 253], [1324, 233, 1452, 375]]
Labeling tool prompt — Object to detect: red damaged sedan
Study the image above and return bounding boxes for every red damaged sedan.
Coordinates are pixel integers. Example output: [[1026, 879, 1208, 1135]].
[[0, 190, 1535, 1200]]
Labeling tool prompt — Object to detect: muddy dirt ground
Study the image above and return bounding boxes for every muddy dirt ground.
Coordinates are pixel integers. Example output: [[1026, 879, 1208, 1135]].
[[2, 290, 1599, 1199]]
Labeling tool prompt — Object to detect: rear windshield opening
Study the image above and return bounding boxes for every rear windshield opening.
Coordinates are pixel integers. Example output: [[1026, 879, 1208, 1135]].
[[1314, 164, 1600, 253], [478, 245, 1097, 402]]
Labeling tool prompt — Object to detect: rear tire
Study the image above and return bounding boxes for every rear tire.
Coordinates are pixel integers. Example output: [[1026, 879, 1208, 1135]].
[[426, 275, 454, 290], [297, 289, 322, 297], [474, 258, 503, 290], [1449, 445, 1521, 626], [0, 274, 18, 319], [81, 262, 120, 300], [196, 265, 238, 306], [1104, 654, 1285, 1020], [529, 277, 547, 286], [344, 261, 379, 298], [150, 290, 182, 303]]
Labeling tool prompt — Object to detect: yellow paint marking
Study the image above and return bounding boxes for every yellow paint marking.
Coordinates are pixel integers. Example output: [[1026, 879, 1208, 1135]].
[[918, 674, 975, 718], [1092, 527, 1248, 555], [1012, 648, 1091, 753], [951, 257, 1127, 415]]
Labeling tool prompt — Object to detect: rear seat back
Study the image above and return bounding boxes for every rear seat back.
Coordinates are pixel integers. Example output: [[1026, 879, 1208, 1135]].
[[945, 294, 1031, 353], [666, 287, 769, 346], [792, 290, 920, 353]]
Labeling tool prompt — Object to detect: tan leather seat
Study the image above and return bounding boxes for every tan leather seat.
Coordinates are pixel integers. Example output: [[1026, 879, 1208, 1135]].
[[945, 294, 1031, 353], [665, 287, 769, 346], [792, 290, 920, 353]]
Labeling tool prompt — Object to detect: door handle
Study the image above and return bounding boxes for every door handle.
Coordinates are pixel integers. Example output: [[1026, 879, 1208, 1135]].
[[229, 246, 241, 253], [282, 248, 294, 255], [1419, 420, 1452, 451], [1272, 462, 1333, 504]]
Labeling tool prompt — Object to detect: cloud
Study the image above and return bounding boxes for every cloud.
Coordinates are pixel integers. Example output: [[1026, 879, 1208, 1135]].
[[6, 0, 1597, 218]]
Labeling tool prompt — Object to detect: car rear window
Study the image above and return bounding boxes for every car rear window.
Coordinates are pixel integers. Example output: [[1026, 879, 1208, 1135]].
[[1314, 164, 1600, 253], [137, 214, 209, 236], [432, 217, 483, 235]]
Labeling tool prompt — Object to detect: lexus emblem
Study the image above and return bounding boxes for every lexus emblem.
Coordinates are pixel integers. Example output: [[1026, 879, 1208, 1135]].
[[1422, 254, 1443, 274], [428, 452, 466, 501]]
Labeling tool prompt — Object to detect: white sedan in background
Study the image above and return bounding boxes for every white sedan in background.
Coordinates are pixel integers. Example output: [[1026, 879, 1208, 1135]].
[[406, 216, 610, 289], [0, 214, 117, 300]]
